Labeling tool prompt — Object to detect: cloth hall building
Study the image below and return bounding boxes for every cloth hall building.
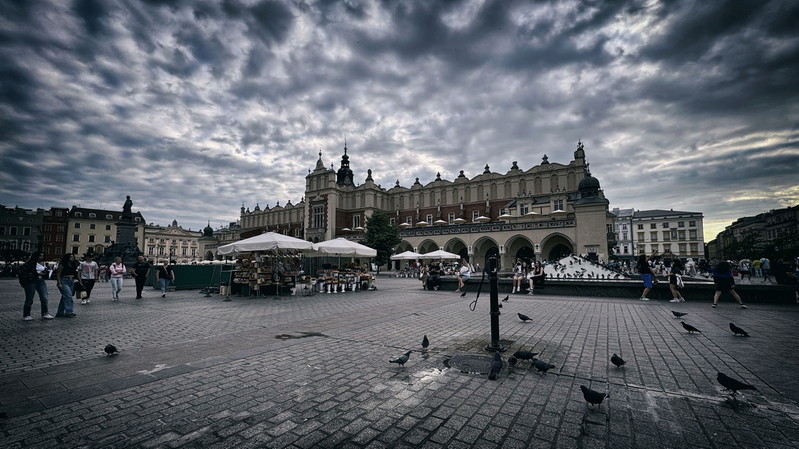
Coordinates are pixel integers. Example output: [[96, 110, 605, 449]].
[[239, 141, 614, 270]]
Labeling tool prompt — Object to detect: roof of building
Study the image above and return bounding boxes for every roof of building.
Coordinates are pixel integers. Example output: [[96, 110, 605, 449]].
[[633, 209, 702, 219]]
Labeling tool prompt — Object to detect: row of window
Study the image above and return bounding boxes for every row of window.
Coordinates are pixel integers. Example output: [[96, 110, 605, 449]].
[[0, 226, 33, 236], [72, 212, 141, 222], [147, 246, 198, 257], [0, 240, 32, 250], [146, 238, 199, 245], [72, 234, 113, 243], [617, 221, 698, 231], [74, 223, 114, 230], [632, 243, 700, 254], [625, 230, 699, 241]]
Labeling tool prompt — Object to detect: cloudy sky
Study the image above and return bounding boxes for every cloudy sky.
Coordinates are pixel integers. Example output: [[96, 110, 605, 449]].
[[1, 0, 797, 240]]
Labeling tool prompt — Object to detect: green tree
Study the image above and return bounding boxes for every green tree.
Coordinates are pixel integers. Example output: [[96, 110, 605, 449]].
[[0, 248, 31, 264], [361, 210, 400, 273], [723, 230, 762, 260]]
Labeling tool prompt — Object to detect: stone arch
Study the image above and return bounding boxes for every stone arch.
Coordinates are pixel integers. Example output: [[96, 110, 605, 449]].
[[540, 233, 575, 261], [503, 234, 535, 268], [417, 239, 439, 254], [392, 240, 416, 270], [534, 177, 542, 193], [518, 178, 527, 195], [473, 235, 500, 271], [205, 250, 214, 260], [444, 238, 468, 259]]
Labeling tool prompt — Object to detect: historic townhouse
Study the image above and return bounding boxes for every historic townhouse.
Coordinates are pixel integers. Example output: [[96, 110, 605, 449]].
[[67, 206, 145, 257]]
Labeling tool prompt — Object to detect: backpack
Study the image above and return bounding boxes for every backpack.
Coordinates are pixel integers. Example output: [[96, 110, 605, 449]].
[[18, 264, 39, 287]]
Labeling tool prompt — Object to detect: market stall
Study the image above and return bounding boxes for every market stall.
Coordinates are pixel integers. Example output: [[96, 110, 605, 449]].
[[217, 232, 314, 296], [309, 238, 377, 293]]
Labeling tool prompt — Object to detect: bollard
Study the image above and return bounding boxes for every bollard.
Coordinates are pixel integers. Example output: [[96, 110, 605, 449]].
[[485, 256, 505, 352]]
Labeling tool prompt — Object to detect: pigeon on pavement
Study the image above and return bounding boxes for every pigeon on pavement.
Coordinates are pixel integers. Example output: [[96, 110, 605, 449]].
[[460, 291, 466, 297], [389, 350, 412, 367], [512, 350, 539, 361], [671, 311, 688, 317], [681, 321, 701, 333], [518, 313, 532, 322], [717, 372, 758, 395], [422, 335, 430, 349], [501, 295, 509, 302], [104, 344, 118, 356], [507, 356, 518, 367], [580, 385, 608, 407], [532, 358, 555, 375], [729, 323, 749, 337], [488, 351, 503, 380], [610, 353, 626, 368]]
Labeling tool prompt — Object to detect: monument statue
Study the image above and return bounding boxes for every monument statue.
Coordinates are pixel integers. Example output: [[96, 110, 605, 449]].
[[122, 195, 133, 219]]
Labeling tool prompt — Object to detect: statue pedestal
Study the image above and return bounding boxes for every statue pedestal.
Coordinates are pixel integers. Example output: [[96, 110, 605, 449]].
[[116, 219, 137, 246]]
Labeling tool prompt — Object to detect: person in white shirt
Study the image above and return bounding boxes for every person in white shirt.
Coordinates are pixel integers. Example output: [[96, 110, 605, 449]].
[[455, 258, 472, 292]]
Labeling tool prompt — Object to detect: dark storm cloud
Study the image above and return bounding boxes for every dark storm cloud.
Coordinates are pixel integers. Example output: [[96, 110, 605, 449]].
[[0, 0, 797, 237]]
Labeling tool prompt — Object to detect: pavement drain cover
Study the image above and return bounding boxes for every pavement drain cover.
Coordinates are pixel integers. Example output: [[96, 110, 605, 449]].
[[443, 354, 495, 374]]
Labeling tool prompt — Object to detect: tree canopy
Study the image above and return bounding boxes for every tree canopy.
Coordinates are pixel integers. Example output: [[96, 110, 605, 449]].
[[361, 210, 400, 271]]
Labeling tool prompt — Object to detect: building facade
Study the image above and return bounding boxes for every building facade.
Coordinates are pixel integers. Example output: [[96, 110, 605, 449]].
[[708, 205, 798, 259], [0, 205, 44, 256], [143, 220, 216, 263], [67, 206, 145, 257], [41, 207, 69, 260], [629, 209, 705, 260], [240, 141, 615, 269]]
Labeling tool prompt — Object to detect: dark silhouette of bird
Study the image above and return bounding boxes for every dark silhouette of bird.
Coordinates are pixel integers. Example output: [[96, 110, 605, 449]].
[[389, 350, 412, 367], [681, 321, 701, 333], [717, 372, 758, 395], [518, 313, 532, 322], [422, 335, 430, 349], [580, 385, 608, 407], [512, 350, 539, 361], [460, 291, 466, 297], [532, 358, 555, 375], [104, 344, 118, 356], [501, 295, 509, 302], [610, 353, 626, 368], [508, 356, 518, 367], [672, 311, 687, 317], [729, 323, 749, 337], [488, 352, 503, 380]]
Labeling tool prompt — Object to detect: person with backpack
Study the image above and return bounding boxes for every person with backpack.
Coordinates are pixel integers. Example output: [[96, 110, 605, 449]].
[[20, 251, 53, 321], [156, 259, 176, 298]]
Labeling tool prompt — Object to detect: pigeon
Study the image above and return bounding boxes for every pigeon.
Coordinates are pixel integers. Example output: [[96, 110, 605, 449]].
[[671, 310, 687, 317], [422, 335, 430, 349], [532, 358, 555, 375], [729, 323, 749, 337], [580, 385, 608, 407], [717, 372, 758, 395], [610, 353, 626, 368], [104, 344, 118, 356], [488, 351, 503, 380], [507, 356, 518, 367], [389, 350, 412, 367], [460, 291, 466, 297], [681, 321, 701, 333], [512, 350, 539, 361], [518, 313, 532, 322], [501, 295, 509, 302]]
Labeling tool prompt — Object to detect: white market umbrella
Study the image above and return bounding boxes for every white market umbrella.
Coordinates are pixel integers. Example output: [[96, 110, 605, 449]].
[[312, 238, 377, 257], [418, 249, 461, 260], [217, 231, 314, 256], [390, 250, 422, 260]]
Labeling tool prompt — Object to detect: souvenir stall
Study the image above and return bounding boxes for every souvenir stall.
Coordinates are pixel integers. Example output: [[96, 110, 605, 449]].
[[308, 238, 377, 293], [217, 232, 314, 297]]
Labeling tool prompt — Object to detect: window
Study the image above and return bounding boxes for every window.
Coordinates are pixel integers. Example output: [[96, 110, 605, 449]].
[[448, 213, 455, 224], [74, 223, 80, 229], [689, 230, 697, 239], [650, 232, 658, 242], [56, 234, 64, 242], [389, 218, 395, 226], [312, 205, 325, 228], [88, 235, 95, 242], [650, 223, 656, 229], [650, 244, 659, 253], [353, 215, 361, 229], [192, 248, 197, 256], [55, 210, 63, 217], [623, 246, 629, 254], [105, 236, 111, 243], [44, 224, 51, 231], [472, 210, 479, 221], [662, 222, 669, 228], [57, 225, 65, 232], [55, 247, 63, 255], [426, 214, 433, 225], [622, 232, 628, 240], [72, 234, 80, 242], [663, 244, 671, 253], [22, 241, 30, 251], [71, 246, 79, 254], [182, 248, 187, 256], [519, 203, 529, 215], [678, 230, 686, 240], [90, 223, 96, 230], [148, 246, 154, 255], [135, 217, 141, 222], [89, 213, 96, 218], [678, 221, 684, 228], [406, 216, 412, 224], [690, 243, 698, 253], [499, 208, 507, 216], [23, 227, 31, 236], [294, 229, 301, 237], [622, 224, 627, 230], [43, 234, 51, 242], [662, 231, 670, 241], [75, 212, 82, 218], [637, 232, 645, 241], [679, 243, 687, 253], [106, 214, 113, 220], [105, 224, 111, 230], [553, 199, 564, 211], [10, 226, 17, 235], [637, 224, 643, 230], [689, 221, 696, 227]]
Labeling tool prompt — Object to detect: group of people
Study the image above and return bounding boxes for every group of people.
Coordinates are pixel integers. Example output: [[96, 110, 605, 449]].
[[510, 259, 546, 295], [19, 252, 176, 321]]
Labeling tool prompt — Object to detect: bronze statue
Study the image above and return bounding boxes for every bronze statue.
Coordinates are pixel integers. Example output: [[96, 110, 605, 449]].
[[122, 195, 133, 219]]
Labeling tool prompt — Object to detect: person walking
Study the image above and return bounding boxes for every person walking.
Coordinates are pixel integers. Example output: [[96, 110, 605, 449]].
[[668, 258, 686, 302], [455, 258, 472, 293], [156, 260, 175, 298], [711, 260, 747, 309], [738, 258, 751, 281], [760, 257, 773, 282], [55, 253, 80, 318], [77, 254, 99, 304], [20, 251, 54, 320], [109, 256, 125, 301], [527, 261, 545, 295], [636, 254, 657, 301], [131, 255, 151, 299]]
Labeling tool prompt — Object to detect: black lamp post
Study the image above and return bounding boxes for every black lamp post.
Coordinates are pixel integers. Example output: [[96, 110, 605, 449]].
[[485, 255, 505, 352]]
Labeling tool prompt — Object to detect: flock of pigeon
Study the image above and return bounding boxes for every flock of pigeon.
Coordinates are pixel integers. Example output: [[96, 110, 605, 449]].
[[389, 304, 759, 409]]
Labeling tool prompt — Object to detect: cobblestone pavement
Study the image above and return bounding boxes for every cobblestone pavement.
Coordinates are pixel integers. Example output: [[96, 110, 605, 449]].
[[1, 277, 799, 448]]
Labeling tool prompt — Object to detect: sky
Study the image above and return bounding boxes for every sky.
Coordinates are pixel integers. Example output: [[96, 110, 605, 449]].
[[1, 0, 797, 241]]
